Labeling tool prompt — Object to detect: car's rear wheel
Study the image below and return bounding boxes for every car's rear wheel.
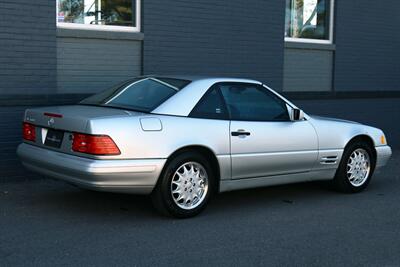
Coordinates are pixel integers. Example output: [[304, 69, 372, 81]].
[[332, 141, 376, 193], [151, 151, 214, 218]]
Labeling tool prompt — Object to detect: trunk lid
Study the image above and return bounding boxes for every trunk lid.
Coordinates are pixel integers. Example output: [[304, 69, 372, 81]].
[[23, 105, 144, 157], [25, 105, 140, 133]]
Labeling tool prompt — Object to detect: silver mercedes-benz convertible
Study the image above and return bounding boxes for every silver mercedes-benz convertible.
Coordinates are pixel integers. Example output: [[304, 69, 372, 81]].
[[17, 76, 392, 217]]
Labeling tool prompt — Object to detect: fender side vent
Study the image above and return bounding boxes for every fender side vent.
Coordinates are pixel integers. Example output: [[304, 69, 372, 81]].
[[320, 156, 338, 165]]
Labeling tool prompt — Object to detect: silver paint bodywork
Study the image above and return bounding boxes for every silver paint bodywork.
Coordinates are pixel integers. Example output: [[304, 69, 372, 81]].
[[17, 77, 392, 194]]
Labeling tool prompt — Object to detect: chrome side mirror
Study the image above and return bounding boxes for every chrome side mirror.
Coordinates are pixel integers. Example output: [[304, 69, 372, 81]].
[[291, 108, 305, 121]]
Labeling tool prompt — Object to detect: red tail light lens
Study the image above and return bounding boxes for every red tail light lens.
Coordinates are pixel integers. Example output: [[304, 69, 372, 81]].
[[23, 122, 36, 141], [72, 133, 120, 155]]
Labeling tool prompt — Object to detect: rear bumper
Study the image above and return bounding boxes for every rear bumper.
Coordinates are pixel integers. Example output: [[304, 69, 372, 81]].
[[17, 143, 166, 194], [375, 145, 392, 168]]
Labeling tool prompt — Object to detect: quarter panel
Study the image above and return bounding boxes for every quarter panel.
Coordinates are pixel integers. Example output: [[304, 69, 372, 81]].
[[88, 115, 231, 160], [154, 116, 231, 157]]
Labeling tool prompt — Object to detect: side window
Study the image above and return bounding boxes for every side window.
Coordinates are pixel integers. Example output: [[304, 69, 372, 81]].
[[189, 86, 228, 120], [219, 83, 290, 121]]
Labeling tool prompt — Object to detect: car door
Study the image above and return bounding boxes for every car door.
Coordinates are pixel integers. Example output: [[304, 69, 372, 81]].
[[218, 82, 318, 180]]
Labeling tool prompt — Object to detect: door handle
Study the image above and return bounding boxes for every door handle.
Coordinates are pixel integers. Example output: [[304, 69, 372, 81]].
[[231, 130, 251, 137]]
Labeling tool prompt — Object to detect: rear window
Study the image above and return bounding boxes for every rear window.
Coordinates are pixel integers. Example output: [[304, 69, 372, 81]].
[[80, 77, 191, 112]]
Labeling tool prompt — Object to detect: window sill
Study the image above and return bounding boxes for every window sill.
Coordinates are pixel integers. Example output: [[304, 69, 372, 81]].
[[57, 27, 144, 41], [284, 41, 335, 51]]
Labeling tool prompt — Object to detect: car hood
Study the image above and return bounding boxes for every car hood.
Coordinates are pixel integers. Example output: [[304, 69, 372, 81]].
[[309, 115, 360, 125]]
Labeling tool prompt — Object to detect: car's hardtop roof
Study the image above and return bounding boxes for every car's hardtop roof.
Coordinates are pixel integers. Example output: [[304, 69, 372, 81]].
[[139, 75, 261, 84]]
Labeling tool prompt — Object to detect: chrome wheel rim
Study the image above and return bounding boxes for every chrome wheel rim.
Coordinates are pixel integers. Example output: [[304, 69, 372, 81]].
[[347, 148, 370, 187], [170, 162, 209, 210]]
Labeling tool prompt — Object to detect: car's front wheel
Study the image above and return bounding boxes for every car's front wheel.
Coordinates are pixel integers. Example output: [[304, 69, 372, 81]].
[[333, 141, 376, 193], [151, 151, 214, 218]]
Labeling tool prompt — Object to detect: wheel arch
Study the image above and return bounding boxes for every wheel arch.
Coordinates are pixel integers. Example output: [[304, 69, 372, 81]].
[[344, 134, 377, 161], [161, 145, 221, 192]]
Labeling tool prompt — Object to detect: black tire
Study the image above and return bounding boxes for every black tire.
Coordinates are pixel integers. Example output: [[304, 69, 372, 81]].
[[151, 151, 214, 218], [332, 141, 376, 193]]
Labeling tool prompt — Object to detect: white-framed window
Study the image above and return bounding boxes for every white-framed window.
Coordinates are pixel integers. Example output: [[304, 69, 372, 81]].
[[285, 0, 334, 44], [57, 0, 140, 32]]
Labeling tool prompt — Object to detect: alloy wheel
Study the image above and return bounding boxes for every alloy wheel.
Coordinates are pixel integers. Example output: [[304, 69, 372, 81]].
[[346, 148, 371, 187], [170, 162, 209, 210]]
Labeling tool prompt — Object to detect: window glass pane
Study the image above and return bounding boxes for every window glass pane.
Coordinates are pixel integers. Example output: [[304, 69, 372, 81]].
[[285, 0, 330, 40], [219, 84, 290, 121], [80, 77, 191, 112], [57, 0, 135, 27], [190, 87, 228, 120]]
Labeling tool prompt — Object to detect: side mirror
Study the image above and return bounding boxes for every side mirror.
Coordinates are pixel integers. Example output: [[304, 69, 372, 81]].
[[292, 108, 305, 121]]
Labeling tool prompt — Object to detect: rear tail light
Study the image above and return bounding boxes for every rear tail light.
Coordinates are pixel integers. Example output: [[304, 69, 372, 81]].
[[72, 133, 120, 155], [23, 122, 36, 141]]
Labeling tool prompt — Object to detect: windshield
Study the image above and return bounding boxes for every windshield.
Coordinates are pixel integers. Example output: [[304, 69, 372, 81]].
[[80, 77, 191, 112]]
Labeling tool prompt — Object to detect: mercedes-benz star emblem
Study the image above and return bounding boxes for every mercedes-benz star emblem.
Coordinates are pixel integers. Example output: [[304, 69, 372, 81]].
[[47, 118, 55, 127]]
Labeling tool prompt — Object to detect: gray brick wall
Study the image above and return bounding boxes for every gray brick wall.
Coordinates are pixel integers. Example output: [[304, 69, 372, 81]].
[[334, 0, 400, 91], [0, 0, 56, 95], [57, 30, 143, 94], [283, 46, 333, 92], [0, 106, 31, 181], [143, 0, 285, 90]]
